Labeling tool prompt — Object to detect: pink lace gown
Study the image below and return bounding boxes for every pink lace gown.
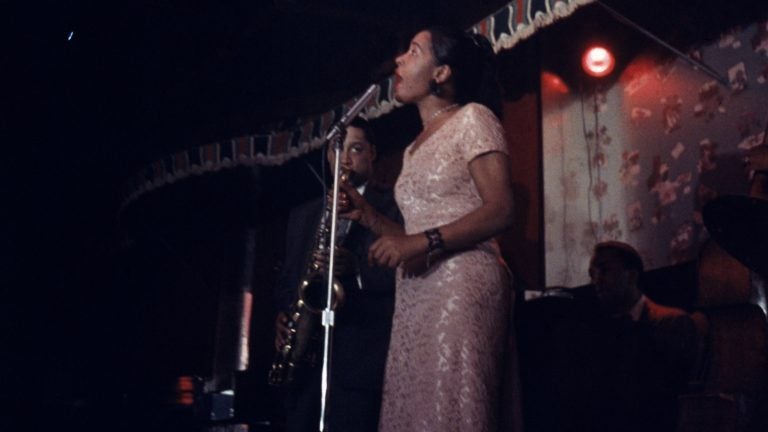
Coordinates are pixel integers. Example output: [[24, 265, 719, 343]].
[[378, 103, 513, 432]]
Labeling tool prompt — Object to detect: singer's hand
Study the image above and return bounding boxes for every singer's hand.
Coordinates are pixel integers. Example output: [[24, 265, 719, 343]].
[[339, 182, 380, 231], [368, 233, 427, 269]]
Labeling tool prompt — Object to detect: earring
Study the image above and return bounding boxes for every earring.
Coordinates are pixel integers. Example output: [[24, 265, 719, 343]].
[[429, 79, 441, 96]]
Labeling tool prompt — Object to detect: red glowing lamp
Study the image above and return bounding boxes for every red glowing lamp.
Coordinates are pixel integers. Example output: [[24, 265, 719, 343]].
[[581, 46, 615, 78]]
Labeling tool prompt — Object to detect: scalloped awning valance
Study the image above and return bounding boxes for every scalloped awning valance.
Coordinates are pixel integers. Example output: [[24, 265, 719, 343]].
[[121, 0, 595, 208]]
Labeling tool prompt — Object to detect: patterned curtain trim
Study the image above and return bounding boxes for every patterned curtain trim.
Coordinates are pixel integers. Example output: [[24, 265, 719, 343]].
[[121, 0, 594, 209]]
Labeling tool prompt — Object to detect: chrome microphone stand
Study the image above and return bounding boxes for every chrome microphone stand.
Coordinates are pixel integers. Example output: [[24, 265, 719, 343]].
[[318, 129, 343, 432], [318, 84, 378, 432]]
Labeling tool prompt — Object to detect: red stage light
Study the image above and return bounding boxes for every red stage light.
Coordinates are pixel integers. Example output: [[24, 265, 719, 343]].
[[582, 46, 615, 78]]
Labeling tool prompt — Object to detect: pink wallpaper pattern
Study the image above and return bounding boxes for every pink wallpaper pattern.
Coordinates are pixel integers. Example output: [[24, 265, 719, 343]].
[[543, 21, 768, 287]]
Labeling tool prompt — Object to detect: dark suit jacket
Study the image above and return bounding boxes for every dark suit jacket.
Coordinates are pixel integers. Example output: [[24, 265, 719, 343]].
[[519, 289, 700, 432], [593, 297, 701, 432], [275, 183, 401, 390]]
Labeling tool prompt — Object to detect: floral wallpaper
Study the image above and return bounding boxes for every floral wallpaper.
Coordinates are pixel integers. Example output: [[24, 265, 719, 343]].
[[543, 21, 768, 287]]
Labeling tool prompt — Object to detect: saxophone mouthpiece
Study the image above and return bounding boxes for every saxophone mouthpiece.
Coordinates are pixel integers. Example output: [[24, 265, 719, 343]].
[[343, 170, 364, 187]]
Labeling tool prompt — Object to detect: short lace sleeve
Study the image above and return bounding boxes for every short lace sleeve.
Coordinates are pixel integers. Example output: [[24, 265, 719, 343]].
[[455, 103, 508, 163]]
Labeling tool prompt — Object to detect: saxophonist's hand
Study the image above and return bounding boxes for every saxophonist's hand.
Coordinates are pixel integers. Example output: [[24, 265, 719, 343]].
[[274, 311, 291, 351], [326, 188, 351, 213]]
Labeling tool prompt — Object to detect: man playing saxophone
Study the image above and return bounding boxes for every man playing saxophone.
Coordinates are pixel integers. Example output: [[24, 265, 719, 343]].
[[272, 117, 401, 432]]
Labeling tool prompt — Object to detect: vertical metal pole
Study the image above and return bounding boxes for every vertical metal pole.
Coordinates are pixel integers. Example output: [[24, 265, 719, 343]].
[[318, 133, 343, 432]]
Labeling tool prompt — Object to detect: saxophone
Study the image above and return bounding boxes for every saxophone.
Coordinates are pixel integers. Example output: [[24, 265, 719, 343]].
[[268, 173, 350, 387]]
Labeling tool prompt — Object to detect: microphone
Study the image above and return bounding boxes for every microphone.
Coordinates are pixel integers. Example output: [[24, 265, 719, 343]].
[[325, 84, 379, 143]]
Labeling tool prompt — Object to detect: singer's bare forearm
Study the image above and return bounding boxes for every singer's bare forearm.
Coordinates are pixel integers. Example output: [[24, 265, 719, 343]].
[[437, 151, 513, 250], [368, 211, 405, 237], [339, 182, 404, 237]]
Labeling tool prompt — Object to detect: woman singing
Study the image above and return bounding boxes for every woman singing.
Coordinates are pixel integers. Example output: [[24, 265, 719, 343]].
[[341, 27, 516, 431]]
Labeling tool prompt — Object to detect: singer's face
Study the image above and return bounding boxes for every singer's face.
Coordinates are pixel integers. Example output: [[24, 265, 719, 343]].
[[393, 30, 438, 104], [326, 126, 375, 186]]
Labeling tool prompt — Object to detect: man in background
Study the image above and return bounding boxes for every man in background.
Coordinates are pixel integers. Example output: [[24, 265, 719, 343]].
[[588, 241, 701, 432]]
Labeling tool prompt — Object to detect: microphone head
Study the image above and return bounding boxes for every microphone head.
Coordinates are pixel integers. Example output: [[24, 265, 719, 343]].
[[325, 84, 379, 142]]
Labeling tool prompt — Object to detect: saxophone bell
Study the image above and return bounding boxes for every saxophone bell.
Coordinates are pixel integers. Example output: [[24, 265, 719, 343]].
[[299, 271, 346, 314], [267, 272, 346, 387]]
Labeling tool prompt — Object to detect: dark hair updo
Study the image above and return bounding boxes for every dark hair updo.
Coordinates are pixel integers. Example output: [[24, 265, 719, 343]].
[[427, 27, 502, 117]]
